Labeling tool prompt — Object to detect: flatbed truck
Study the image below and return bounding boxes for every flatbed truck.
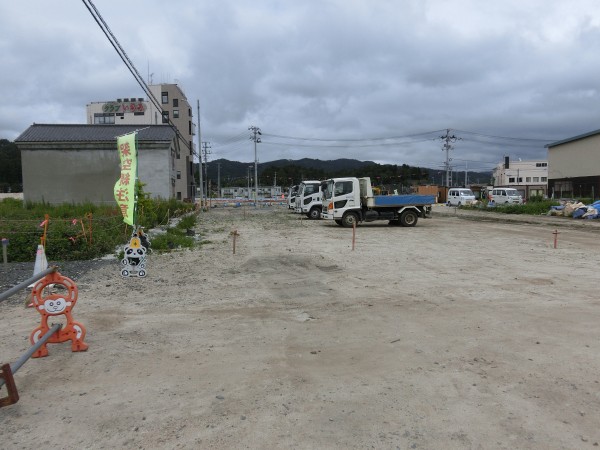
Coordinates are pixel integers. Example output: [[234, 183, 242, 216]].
[[321, 177, 434, 227]]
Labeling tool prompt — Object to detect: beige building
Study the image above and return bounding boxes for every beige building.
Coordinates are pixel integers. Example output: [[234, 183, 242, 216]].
[[86, 83, 196, 201], [546, 129, 600, 199], [16, 124, 177, 204], [492, 158, 548, 200]]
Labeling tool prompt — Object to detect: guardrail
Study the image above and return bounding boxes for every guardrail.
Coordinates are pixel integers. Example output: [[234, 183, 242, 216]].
[[0, 266, 71, 407]]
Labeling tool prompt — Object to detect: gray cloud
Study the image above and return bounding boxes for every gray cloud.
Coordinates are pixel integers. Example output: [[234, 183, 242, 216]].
[[2, 0, 600, 172]]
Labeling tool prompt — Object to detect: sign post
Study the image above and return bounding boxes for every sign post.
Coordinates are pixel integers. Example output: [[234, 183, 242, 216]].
[[1, 238, 8, 265]]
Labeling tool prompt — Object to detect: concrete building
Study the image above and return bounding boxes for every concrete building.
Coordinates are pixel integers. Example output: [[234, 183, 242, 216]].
[[546, 129, 600, 199], [15, 124, 177, 204], [220, 186, 283, 199], [492, 158, 548, 200], [86, 83, 196, 201]]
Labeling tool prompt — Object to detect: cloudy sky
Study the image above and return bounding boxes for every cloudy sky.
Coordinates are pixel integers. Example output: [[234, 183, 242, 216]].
[[2, 1, 599, 172]]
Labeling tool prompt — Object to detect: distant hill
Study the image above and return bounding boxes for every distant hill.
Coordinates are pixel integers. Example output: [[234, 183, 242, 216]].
[[198, 158, 491, 187]]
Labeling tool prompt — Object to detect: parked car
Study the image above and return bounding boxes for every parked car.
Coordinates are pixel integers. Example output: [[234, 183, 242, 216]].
[[447, 188, 476, 206], [489, 188, 523, 204]]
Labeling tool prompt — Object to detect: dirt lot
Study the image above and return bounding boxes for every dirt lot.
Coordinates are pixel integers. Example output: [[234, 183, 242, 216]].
[[1, 205, 600, 449]]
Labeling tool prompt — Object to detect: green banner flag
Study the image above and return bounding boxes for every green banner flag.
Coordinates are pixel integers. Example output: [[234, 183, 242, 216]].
[[114, 132, 137, 226]]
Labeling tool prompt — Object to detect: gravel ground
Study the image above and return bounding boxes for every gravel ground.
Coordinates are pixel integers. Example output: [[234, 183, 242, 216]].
[[0, 259, 116, 305]]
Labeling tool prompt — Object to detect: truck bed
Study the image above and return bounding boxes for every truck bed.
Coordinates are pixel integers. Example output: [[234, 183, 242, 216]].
[[367, 194, 436, 207]]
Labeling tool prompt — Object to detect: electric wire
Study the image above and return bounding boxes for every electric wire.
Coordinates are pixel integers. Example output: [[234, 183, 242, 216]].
[[80, 0, 197, 157]]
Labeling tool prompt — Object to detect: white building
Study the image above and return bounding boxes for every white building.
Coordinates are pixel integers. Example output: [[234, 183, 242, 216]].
[[86, 83, 196, 201], [492, 158, 548, 200], [221, 186, 283, 199]]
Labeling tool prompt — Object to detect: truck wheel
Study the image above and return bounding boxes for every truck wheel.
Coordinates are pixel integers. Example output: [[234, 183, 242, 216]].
[[341, 212, 359, 228], [308, 207, 321, 220], [334, 219, 343, 226], [400, 210, 418, 227]]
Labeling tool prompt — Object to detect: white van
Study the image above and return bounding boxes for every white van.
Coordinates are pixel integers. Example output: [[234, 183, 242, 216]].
[[447, 188, 476, 206], [489, 188, 523, 204]]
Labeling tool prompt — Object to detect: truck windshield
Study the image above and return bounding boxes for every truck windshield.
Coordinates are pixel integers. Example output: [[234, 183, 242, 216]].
[[303, 184, 319, 195]]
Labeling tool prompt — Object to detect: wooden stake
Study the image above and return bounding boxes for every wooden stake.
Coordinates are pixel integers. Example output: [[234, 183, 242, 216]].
[[352, 222, 356, 251], [230, 230, 240, 254], [553, 229, 559, 249]]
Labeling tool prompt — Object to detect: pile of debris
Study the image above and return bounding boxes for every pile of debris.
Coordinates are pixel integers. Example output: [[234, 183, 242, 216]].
[[548, 200, 600, 219]]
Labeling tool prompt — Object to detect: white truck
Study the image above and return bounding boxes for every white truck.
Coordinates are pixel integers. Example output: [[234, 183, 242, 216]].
[[321, 177, 435, 227], [287, 185, 299, 209], [294, 180, 323, 219]]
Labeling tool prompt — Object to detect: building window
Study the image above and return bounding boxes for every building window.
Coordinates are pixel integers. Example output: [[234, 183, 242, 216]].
[[161, 91, 169, 104], [93, 113, 115, 124], [162, 111, 169, 123], [509, 177, 515, 183], [541, 177, 547, 182], [188, 108, 192, 117], [134, 111, 145, 116], [177, 170, 181, 180], [173, 98, 179, 107], [536, 162, 548, 167], [173, 109, 179, 119], [177, 192, 182, 200], [526, 177, 531, 182], [533, 177, 539, 182], [518, 177, 522, 183]]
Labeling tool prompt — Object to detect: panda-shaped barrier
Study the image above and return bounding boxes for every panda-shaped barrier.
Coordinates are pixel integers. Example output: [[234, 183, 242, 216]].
[[121, 232, 149, 277]]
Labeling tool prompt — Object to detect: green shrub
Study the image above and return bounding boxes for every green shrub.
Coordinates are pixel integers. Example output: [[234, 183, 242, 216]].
[[0, 196, 195, 262], [487, 200, 560, 215]]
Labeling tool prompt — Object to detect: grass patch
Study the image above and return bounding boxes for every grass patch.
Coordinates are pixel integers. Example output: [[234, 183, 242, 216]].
[[150, 228, 196, 252], [0, 196, 195, 262]]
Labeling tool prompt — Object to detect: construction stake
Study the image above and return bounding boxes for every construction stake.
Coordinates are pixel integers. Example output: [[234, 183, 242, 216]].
[[553, 229, 559, 249], [352, 222, 356, 251], [230, 230, 240, 254]]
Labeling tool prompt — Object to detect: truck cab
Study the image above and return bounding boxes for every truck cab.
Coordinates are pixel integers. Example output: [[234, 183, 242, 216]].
[[287, 185, 299, 210], [294, 180, 323, 219], [321, 177, 434, 227]]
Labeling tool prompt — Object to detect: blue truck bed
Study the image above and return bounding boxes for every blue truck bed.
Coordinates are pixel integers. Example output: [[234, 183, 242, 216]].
[[371, 194, 436, 207]]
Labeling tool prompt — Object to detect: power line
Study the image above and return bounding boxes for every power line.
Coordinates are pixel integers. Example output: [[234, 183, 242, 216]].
[[261, 130, 445, 142], [80, 0, 196, 157]]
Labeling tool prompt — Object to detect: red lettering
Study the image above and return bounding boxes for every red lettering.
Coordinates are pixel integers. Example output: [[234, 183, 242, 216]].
[[119, 173, 131, 186], [116, 189, 129, 202]]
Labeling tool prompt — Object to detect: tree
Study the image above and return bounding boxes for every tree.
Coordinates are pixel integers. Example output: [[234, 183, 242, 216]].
[[0, 139, 22, 192]]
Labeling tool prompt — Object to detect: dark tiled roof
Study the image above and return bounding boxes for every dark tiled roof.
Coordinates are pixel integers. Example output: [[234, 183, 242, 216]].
[[15, 124, 176, 143]]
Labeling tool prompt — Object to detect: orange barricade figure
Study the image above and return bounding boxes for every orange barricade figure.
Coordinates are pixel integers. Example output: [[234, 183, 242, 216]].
[[29, 271, 88, 358]]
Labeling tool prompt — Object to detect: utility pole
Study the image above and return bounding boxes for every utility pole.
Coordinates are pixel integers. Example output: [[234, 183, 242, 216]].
[[249, 126, 261, 207], [201, 141, 211, 200], [196, 100, 203, 207], [247, 166, 252, 199], [440, 129, 460, 187], [217, 162, 221, 198], [273, 171, 277, 187]]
